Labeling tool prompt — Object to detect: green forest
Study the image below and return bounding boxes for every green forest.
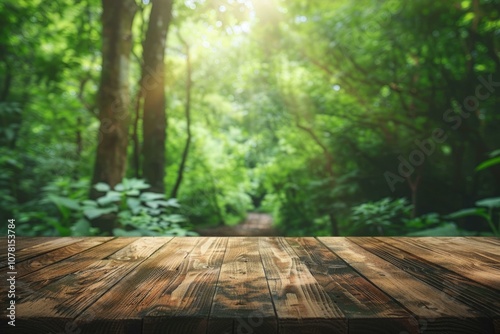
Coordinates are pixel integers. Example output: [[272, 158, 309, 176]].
[[1, 0, 500, 237]]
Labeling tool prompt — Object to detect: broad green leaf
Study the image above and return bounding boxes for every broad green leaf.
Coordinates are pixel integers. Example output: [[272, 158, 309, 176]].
[[48, 195, 80, 211], [407, 223, 464, 236], [81, 200, 98, 207], [127, 198, 142, 214], [155, 199, 180, 208], [145, 201, 159, 209], [114, 183, 125, 191], [126, 189, 140, 196], [97, 191, 121, 206], [128, 178, 150, 190], [475, 157, 500, 171], [475, 197, 500, 209], [488, 149, 500, 158], [445, 208, 487, 220], [84, 206, 118, 220], [164, 198, 180, 207], [71, 219, 91, 236], [94, 183, 111, 192], [147, 208, 161, 216], [140, 192, 165, 201]]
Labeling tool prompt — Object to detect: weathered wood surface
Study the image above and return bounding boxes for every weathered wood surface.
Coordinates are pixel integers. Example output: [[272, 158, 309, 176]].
[[0, 237, 498, 334]]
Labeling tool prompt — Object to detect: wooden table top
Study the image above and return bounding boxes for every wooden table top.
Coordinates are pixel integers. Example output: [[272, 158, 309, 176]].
[[1, 237, 499, 334]]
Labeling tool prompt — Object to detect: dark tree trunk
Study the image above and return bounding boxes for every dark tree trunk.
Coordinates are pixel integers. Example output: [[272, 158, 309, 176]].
[[130, 5, 148, 179], [171, 40, 192, 199], [131, 87, 142, 178], [90, 0, 137, 233], [406, 170, 422, 219], [141, 0, 174, 193]]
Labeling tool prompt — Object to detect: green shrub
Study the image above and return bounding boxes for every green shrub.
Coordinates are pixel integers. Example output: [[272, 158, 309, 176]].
[[86, 178, 197, 236]]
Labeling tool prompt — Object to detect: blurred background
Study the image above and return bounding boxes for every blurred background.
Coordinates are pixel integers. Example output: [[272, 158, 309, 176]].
[[1, 0, 499, 237]]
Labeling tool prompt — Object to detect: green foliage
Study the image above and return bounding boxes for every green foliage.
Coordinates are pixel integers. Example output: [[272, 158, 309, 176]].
[[10, 177, 92, 236], [87, 179, 197, 236], [1, 176, 196, 237], [348, 198, 412, 235], [347, 198, 464, 236], [2, 0, 500, 237], [446, 197, 500, 236], [476, 150, 500, 172]]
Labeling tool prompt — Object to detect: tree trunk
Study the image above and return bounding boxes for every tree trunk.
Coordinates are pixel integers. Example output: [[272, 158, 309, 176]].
[[141, 0, 174, 193], [171, 40, 192, 199], [131, 87, 142, 178], [90, 0, 137, 232]]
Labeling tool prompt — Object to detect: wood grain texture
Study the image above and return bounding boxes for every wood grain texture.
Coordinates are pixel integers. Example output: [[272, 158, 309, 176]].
[[319, 237, 494, 333], [1, 237, 136, 323], [16, 237, 112, 277], [287, 237, 418, 334], [469, 237, 500, 246], [435, 237, 500, 259], [351, 237, 500, 315], [142, 237, 228, 333], [208, 237, 277, 334], [15, 237, 137, 293], [17, 237, 60, 250], [76, 236, 197, 334], [11, 237, 169, 334], [378, 237, 500, 291], [0, 237, 498, 334], [259, 237, 347, 334], [0, 237, 84, 268]]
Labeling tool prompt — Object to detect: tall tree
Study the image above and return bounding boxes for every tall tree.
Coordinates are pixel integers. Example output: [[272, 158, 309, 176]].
[[141, 0, 174, 193], [91, 0, 137, 199], [170, 34, 192, 199]]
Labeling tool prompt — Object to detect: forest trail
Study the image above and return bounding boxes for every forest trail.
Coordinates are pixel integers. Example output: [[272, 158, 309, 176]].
[[195, 212, 278, 236]]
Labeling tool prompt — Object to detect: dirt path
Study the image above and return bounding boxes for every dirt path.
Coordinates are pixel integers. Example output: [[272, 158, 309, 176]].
[[195, 212, 278, 236]]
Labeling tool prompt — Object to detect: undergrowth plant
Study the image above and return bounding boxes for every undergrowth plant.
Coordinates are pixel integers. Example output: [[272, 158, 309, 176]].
[[85, 178, 197, 236], [16, 177, 197, 236]]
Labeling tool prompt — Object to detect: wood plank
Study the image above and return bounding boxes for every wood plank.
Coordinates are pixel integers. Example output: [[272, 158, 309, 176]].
[[467, 237, 500, 246], [355, 237, 500, 333], [208, 237, 277, 334], [141, 237, 228, 333], [1, 236, 498, 333], [11, 237, 170, 334], [319, 237, 494, 333], [287, 237, 418, 334], [75, 237, 200, 334], [11, 238, 137, 295], [259, 237, 347, 334], [416, 237, 500, 266], [17, 237, 59, 250], [378, 237, 500, 291], [433, 237, 500, 260], [16, 237, 112, 277], [0, 237, 85, 268], [352, 238, 500, 313]]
